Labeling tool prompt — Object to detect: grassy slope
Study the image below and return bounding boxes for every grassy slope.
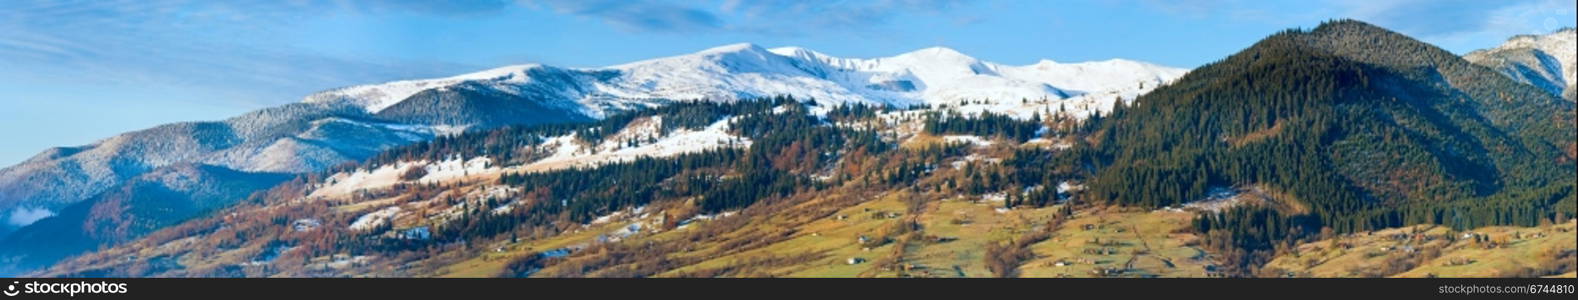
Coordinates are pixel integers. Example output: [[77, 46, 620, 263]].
[[1019, 207, 1214, 278], [1265, 220, 1576, 278]]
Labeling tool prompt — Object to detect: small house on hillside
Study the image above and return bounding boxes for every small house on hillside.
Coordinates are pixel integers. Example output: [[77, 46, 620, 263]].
[[398, 226, 431, 240]]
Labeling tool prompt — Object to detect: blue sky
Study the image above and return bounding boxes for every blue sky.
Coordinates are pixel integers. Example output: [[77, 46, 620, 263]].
[[2, 0, 1574, 166]]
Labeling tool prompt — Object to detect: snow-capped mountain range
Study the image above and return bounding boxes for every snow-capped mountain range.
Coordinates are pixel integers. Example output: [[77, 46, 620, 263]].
[[0, 43, 1187, 234], [1465, 28, 1577, 101], [305, 43, 1188, 118]]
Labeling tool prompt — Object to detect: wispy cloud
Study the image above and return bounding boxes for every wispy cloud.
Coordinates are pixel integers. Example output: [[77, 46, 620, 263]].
[[1335, 0, 1574, 38], [0, 0, 491, 104], [721, 0, 972, 30], [1128, 0, 1573, 53], [526, 0, 723, 32], [1138, 0, 1246, 18], [346, 0, 515, 16], [523, 0, 977, 35]]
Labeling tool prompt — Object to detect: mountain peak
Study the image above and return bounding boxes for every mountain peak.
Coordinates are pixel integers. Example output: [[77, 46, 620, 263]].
[[1466, 25, 1577, 101], [448, 64, 542, 81], [896, 46, 975, 60], [302, 64, 545, 113], [697, 43, 769, 55], [1311, 19, 1386, 33], [918, 46, 964, 53], [766, 46, 823, 59], [1503, 27, 1575, 45]]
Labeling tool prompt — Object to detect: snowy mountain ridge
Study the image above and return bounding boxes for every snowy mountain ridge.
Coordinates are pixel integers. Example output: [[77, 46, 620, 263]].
[[1465, 28, 1577, 100], [306, 43, 1188, 119]]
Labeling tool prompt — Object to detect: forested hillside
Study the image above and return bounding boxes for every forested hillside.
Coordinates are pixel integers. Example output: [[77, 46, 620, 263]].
[[1080, 20, 1576, 274]]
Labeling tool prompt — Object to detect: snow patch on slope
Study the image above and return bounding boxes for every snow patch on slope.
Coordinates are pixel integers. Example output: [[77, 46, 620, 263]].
[[942, 135, 995, 147], [305, 116, 750, 199], [523, 117, 750, 171], [309, 157, 498, 199], [6, 207, 54, 227], [348, 206, 402, 231]]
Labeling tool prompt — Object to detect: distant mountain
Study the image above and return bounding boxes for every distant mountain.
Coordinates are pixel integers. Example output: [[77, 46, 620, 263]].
[[0, 164, 290, 275], [1465, 28, 1576, 101], [0, 44, 1185, 274], [0, 103, 480, 236]]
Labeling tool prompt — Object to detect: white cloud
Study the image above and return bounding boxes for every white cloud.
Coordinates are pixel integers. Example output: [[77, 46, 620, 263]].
[[1334, 0, 1573, 39], [6, 207, 54, 227], [0, 0, 485, 105]]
